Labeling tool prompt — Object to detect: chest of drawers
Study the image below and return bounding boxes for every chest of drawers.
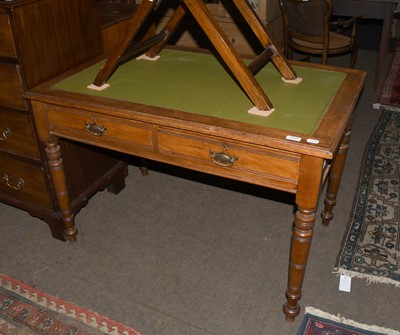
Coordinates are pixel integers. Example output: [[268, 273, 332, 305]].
[[154, 0, 284, 56], [0, 0, 127, 241]]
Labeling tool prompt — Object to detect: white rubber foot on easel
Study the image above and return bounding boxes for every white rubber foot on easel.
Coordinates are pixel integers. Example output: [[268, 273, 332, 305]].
[[281, 77, 303, 84], [247, 106, 275, 116], [136, 54, 161, 61], [87, 83, 110, 91]]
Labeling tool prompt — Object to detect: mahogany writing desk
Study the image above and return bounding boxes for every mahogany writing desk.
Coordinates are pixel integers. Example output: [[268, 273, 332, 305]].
[[25, 49, 366, 320]]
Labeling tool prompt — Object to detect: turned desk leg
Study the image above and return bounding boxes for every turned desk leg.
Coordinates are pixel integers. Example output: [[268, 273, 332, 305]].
[[321, 125, 351, 226], [284, 155, 324, 321], [45, 139, 78, 242]]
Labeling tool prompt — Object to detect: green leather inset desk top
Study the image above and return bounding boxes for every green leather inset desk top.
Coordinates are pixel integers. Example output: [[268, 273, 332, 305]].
[[54, 49, 346, 134]]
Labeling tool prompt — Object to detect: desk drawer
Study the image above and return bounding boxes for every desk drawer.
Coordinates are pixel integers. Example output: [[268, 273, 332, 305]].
[[0, 153, 52, 208], [0, 14, 16, 58], [47, 106, 153, 152], [0, 63, 26, 110], [0, 109, 39, 159], [157, 128, 300, 190]]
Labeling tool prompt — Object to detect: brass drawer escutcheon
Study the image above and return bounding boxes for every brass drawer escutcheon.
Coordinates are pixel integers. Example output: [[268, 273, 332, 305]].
[[209, 145, 238, 167], [85, 118, 107, 136], [0, 128, 11, 141], [2, 173, 25, 190]]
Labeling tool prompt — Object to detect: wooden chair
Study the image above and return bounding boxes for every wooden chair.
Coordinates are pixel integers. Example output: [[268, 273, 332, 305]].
[[279, 0, 358, 68]]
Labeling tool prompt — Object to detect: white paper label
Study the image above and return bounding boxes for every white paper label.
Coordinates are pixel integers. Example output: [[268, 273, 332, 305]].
[[285, 135, 302, 142], [339, 275, 352, 292]]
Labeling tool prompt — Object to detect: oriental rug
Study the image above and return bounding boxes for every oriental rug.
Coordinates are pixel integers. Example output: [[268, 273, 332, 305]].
[[297, 307, 400, 335], [0, 273, 144, 335], [336, 109, 400, 286], [378, 43, 400, 111]]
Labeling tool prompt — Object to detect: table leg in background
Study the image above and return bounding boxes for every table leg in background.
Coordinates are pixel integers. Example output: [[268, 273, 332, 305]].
[[321, 124, 352, 226]]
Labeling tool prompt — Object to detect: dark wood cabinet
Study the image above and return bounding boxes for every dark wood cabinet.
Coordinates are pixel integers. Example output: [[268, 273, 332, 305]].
[[96, 0, 137, 54], [0, 0, 127, 241], [153, 0, 284, 56]]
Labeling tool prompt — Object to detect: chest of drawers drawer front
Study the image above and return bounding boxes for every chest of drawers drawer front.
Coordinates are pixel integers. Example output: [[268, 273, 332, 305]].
[[157, 129, 300, 190], [0, 64, 26, 110], [0, 109, 39, 159], [0, 153, 52, 208], [46, 107, 154, 153], [0, 14, 16, 58]]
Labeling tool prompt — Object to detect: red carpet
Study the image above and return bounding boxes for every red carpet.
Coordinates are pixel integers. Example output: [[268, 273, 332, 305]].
[[0, 273, 144, 335], [297, 307, 400, 335], [378, 43, 400, 111]]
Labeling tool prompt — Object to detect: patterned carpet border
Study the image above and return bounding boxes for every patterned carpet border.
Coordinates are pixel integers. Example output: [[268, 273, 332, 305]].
[[0, 273, 144, 335], [336, 109, 400, 287], [297, 307, 400, 335], [378, 43, 400, 112]]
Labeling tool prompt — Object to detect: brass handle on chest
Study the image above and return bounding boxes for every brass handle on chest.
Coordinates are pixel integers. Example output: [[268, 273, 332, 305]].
[[0, 128, 11, 141], [209, 145, 238, 167], [85, 118, 107, 136], [3, 173, 25, 190]]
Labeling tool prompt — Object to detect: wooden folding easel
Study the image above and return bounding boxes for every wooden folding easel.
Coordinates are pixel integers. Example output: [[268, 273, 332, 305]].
[[89, 0, 302, 115]]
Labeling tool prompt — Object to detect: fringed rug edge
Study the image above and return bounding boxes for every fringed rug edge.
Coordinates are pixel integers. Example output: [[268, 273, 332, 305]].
[[0, 273, 144, 335], [332, 268, 400, 288], [334, 109, 400, 288], [304, 307, 400, 335], [378, 105, 400, 112]]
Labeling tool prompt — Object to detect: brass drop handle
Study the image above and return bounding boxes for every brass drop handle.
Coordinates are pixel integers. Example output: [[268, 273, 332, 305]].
[[0, 128, 11, 141], [209, 145, 238, 167], [85, 118, 107, 136], [3, 173, 25, 190]]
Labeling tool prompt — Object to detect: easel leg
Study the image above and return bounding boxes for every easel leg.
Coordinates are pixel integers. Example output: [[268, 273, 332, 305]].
[[231, 0, 297, 81], [146, 4, 187, 58], [93, 0, 159, 87], [183, 0, 273, 112]]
